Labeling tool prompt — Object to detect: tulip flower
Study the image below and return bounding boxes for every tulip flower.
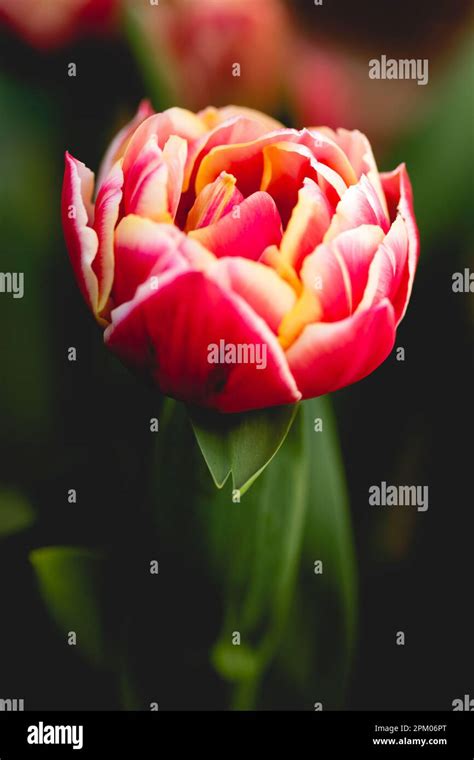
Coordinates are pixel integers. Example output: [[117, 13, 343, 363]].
[[134, 0, 289, 112], [0, 0, 116, 49], [62, 103, 419, 413], [287, 38, 425, 152]]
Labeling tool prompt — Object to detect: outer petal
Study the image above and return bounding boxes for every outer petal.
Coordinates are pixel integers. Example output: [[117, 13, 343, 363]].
[[357, 216, 410, 323], [123, 136, 169, 220], [92, 158, 124, 314], [318, 127, 388, 216], [297, 128, 357, 187], [112, 215, 214, 306], [209, 256, 296, 333], [96, 100, 154, 191], [286, 299, 396, 398], [189, 191, 282, 260], [300, 244, 351, 323], [63, 151, 124, 318], [105, 269, 301, 413], [324, 175, 389, 242], [301, 225, 385, 321], [62, 152, 99, 314], [380, 163, 419, 321], [122, 107, 208, 177]]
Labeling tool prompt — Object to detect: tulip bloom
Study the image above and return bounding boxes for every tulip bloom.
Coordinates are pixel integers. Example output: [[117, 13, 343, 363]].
[[0, 0, 116, 49], [62, 103, 419, 413], [138, 0, 288, 111], [287, 38, 424, 151]]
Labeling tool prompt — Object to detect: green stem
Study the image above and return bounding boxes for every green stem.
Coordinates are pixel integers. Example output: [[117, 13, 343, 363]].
[[227, 407, 309, 708], [121, 5, 177, 110], [231, 675, 261, 711]]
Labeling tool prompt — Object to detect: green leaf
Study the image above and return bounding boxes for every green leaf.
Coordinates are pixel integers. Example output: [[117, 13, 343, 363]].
[[0, 488, 35, 538], [274, 396, 357, 707], [122, 4, 177, 111], [196, 396, 356, 709], [196, 402, 308, 702], [189, 403, 299, 494], [303, 396, 356, 642], [212, 641, 260, 683], [189, 406, 232, 488], [29, 547, 105, 668]]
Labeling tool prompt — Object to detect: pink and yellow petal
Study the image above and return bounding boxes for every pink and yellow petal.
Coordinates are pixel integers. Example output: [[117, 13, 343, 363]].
[[260, 142, 320, 226], [298, 128, 358, 187], [162, 135, 188, 219], [324, 175, 389, 242], [185, 113, 281, 192], [209, 256, 297, 333], [319, 127, 388, 216], [92, 159, 124, 314], [112, 215, 214, 306], [301, 225, 384, 320], [185, 172, 244, 231], [286, 299, 396, 398], [278, 286, 322, 350], [123, 136, 169, 220], [122, 107, 208, 177], [196, 130, 349, 205], [189, 191, 282, 260], [301, 243, 352, 322], [195, 128, 298, 196], [380, 163, 419, 321], [105, 269, 301, 413], [326, 224, 385, 308], [357, 216, 410, 323], [280, 178, 332, 271], [198, 105, 283, 132], [96, 100, 154, 191], [62, 152, 99, 314]]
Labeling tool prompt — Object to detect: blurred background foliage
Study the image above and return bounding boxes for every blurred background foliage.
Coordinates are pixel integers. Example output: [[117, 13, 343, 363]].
[[0, 0, 472, 710]]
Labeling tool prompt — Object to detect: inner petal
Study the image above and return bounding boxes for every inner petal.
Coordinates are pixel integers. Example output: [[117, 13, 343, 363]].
[[260, 142, 318, 227], [123, 134, 187, 223], [185, 171, 244, 231], [279, 178, 332, 272], [188, 191, 282, 261]]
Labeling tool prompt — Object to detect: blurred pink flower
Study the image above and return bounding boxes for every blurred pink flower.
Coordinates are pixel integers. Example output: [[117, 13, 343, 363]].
[[138, 0, 289, 112], [287, 38, 427, 151], [0, 0, 116, 49]]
